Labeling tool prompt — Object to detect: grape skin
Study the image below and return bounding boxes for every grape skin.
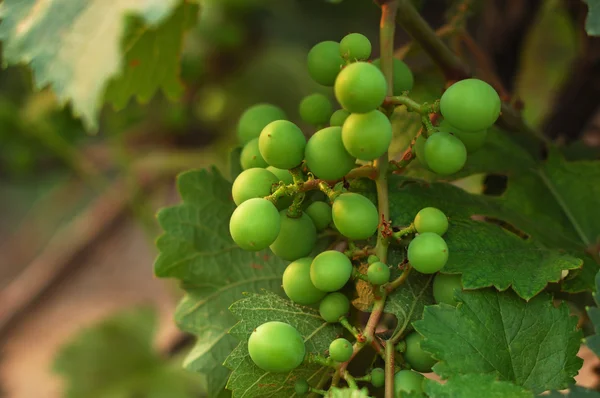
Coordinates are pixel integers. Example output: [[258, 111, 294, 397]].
[[237, 103, 286, 144], [319, 292, 351, 322], [283, 257, 326, 305], [438, 119, 487, 153], [394, 370, 425, 395], [371, 368, 385, 387], [248, 321, 305, 373], [259, 120, 306, 169], [372, 58, 414, 94], [229, 198, 280, 251], [330, 109, 350, 126], [305, 126, 356, 180], [332, 193, 379, 240], [310, 250, 353, 292], [342, 110, 392, 161], [299, 93, 333, 126], [424, 132, 467, 175], [240, 138, 268, 170], [231, 168, 278, 206], [440, 78, 501, 132], [407, 232, 449, 274], [269, 211, 317, 261], [367, 262, 391, 285], [305, 201, 333, 231], [433, 273, 463, 306], [329, 338, 353, 362], [334, 62, 387, 113], [307, 41, 344, 86], [414, 207, 448, 236], [404, 332, 437, 372], [339, 33, 372, 61]]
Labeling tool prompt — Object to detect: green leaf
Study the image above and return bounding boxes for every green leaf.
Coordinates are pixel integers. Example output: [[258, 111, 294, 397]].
[[154, 168, 287, 397], [585, 0, 600, 36], [53, 307, 203, 398], [424, 374, 534, 398], [545, 386, 600, 397], [224, 292, 342, 398], [0, 0, 181, 130], [414, 289, 583, 393], [104, 1, 198, 110], [585, 270, 600, 357]]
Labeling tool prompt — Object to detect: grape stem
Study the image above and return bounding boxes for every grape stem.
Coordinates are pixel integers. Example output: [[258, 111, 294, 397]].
[[384, 264, 412, 294], [339, 317, 366, 343], [307, 353, 337, 368], [344, 243, 375, 260], [392, 224, 416, 240], [343, 371, 359, 389], [351, 268, 370, 282], [385, 342, 395, 398], [384, 95, 440, 116], [308, 387, 328, 396]]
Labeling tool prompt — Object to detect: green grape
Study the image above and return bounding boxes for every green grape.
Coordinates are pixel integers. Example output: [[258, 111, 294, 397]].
[[404, 332, 436, 372], [294, 379, 310, 396], [440, 78, 501, 132], [414, 134, 428, 168], [283, 257, 326, 305], [340, 33, 372, 61], [229, 198, 280, 251], [394, 370, 425, 395], [305, 126, 356, 180], [367, 255, 380, 265], [372, 58, 414, 94], [414, 207, 448, 236], [371, 368, 385, 388], [433, 273, 462, 306], [237, 103, 286, 144], [319, 292, 350, 322], [332, 193, 379, 240], [342, 110, 392, 160], [334, 62, 387, 113], [305, 201, 333, 231], [240, 138, 268, 169], [266, 166, 294, 185], [248, 321, 305, 372], [438, 119, 487, 153], [407, 232, 449, 274], [330, 109, 350, 126], [259, 120, 306, 169], [307, 41, 344, 86], [310, 250, 353, 292], [367, 262, 391, 285], [329, 338, 353, 362], [299, 93, 333, 126], [424, 132, 467, 175], [231, 168, 278, 206], [270, 211, 317, 261]]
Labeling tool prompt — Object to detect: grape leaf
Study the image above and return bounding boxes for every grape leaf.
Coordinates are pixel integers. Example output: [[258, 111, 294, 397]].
[[414, 289, 583, 393], [224, 292, 342, 398], [545, 386, 600, 397], [584, 270, 600, 357], [53, 307, 203, 398], [154, 168, 287, 397], [585, 0, 600, 36], [424, 374, 534, 398], [104, 1, 198, 110], [0, 0, 181, 130]]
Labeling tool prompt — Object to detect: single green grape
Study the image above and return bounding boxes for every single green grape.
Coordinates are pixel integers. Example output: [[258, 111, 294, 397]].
[[404, 332, 437, 372], [240, 138, 268, 170], [299, 93, 333, 126], [414, 207, 449, 236], [414, 134, 428, 168], [342, 110, 392, 161], [307, 41, 344, 86], [237, 103, 286, 144], [334, 62, 387, 113], [332, 193, 379, 240], [266, 166, 294, 185], [371, 368, 385, 388], [294, 379, 310, 396], [339, 33, 372, 60], [319, 292, 351, 322], [367, 262, 391, 285], [283, 257, 326, 305], [259, 120, 306, 170], [424, 132, 467, 175], [329, 338, 353, 362], [270, 211, 317, 261], [310, 250, 353, 292], [305, 201, 333, 231], [394, 370, 425, 395], [367, 255, 380, 265], [438, 119, 488, 153], [440, 78, 501, 132], [231, 168, 278, 206], [248, 321, 305, 373], [305, 126, 356, 180], [372, 58, 414, 94], [433, 273, 462, 306], [330, 109, 350, 126], [229, 198, 280, 251], [407, 232, 449, 274]]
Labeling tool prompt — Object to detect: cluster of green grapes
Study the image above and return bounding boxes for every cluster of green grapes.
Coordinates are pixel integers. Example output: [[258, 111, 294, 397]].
[[228, 31, 498, 395]]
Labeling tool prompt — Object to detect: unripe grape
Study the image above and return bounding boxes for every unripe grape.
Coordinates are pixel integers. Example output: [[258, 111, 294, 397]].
[[270, 211, 317, 261], [295, 379, 310, 396], [404, 332, 437, 372], [424, 132, 467, 175], [240, 138, 268, 169], [372, 58, 414, 94], [367, 255, 380, 265], [330, 109, 350, 126], [231, 168, 278, 206], [394, 370, 425, 395], [414, 207, 448, 236], [342, 110, 392, 161], [332, 193, 379, 240], [334, 62, 387, 113], [367, 262, 391, 285], [340, 33, 372, 61], [305, 201, 333, 231], [229, 198, 280, 251], [305, 126, 356, 180], [283, 257, 326, 305], [248, 321, 305, 372], [440, 78, 501, 132], [299, 93, 333, 126], [259, 120, 306, 169], [266, 166, 294, 185], [414, 134, 428, 168], [329, 338, 353, 362], [438, 119, 487, 153], [237, 103, 286, 144], [307, 41, 344, 86], [371, 368, 385, 388], [433, 273, 462, 306], [407, 232, 449, 274], [319, 292, 351, 322], [310, 250, 353, 292]]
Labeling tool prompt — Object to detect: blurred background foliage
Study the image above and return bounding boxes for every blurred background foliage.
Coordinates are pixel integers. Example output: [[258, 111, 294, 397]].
[[0, 0, 598, 397]]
